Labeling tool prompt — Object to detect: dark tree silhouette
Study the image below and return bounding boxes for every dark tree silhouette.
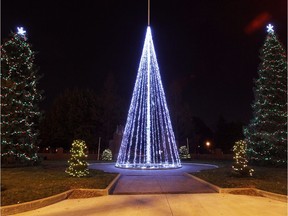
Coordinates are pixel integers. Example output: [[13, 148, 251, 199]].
[[214, 116, 244, 154], [40, 88, 99, 151]]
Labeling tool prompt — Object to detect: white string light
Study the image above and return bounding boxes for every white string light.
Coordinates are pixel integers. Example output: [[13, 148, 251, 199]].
[[116, 27, 181, 169]]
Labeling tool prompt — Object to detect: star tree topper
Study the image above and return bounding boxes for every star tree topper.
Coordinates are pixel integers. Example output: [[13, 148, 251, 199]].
[[17, 27, 26, 35], [17, 27, 27, 40], [266, 24, 274, 33]]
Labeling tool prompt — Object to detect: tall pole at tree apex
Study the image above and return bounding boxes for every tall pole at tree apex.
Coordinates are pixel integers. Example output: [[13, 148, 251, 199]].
[[148, 0, 150, 26]]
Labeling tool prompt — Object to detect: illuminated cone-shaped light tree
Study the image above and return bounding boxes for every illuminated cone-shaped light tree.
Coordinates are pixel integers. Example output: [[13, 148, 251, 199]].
[[116, 27, 181, 169], [244, 24, 287, 166], [66, 139, 89, 177], [1, 27, 43, 165]]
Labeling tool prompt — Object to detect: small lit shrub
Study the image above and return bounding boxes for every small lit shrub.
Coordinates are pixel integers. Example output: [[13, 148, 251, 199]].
[[66, 139, 89, 177], [232, 140, 254, 177], [179, 146, 191, 160], [102, 149, 112, 161]]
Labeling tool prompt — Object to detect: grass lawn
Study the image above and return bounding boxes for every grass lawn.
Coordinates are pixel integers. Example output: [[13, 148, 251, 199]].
[[1, 160, 286, 206], [1, 161, 117, 206], [189, 160, 287, 195]]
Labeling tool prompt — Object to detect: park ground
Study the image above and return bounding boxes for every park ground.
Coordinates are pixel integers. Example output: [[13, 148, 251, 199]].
[[1, 159, 287, 206]]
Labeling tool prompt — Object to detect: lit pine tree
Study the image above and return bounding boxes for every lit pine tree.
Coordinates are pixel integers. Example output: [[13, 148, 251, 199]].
[[66, 139, 89, 177], [244, 24, 287, 166], [1, 27, 43, 165]]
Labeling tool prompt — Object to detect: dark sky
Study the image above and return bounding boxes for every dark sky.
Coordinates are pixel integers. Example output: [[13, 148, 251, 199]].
[[2, 0, 287, 128]]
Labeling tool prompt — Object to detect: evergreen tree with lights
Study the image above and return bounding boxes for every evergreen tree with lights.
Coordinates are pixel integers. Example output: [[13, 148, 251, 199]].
[[244, 24, 287, 166], [1, 27, 43, 165], [232, 140, 254, 177], [66, 139, 89, 177]]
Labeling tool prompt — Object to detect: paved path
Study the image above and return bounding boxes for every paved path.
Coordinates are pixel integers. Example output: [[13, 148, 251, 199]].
[[89, 163, 218, 194], [15, 194, 287, 216], [11, 163, 287, 216], [112, 175, 216, 194]]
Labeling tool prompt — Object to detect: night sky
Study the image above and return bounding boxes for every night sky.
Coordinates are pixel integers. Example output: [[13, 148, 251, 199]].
[[2, 0, 287, 128]]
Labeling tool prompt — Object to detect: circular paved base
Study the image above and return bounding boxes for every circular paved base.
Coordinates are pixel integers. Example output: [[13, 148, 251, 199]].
[[89, 162, 219, 195], [89, 162, 217, 175], [115, 163, 182, 170]]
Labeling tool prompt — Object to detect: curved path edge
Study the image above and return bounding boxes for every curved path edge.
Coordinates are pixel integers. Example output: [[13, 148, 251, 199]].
[[187, 174, 287, 202], [0, 174, 121, 216], [1, 164, 287, 215]]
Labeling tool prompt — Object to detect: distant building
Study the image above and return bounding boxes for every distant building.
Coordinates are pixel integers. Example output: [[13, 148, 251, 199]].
[[109, 125, 124, 160]]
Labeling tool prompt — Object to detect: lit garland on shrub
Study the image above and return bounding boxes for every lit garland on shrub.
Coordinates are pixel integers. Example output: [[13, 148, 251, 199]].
[[102, 149, 113, 161], [244, 24, 287, 166], [1, 27, 43, 164], [66, 139, 89, 177], [232, 140, 254, 176], [115, 27, 181, 169], [179, 146, 191, 160]]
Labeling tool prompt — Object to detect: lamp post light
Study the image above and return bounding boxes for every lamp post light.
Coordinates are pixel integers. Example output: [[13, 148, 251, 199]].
[[206, 141, 211, 153]]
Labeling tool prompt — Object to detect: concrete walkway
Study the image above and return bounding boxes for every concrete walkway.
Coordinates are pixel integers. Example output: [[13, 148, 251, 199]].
[[90, 163, 217, 194], [112, 175, 216, 194], [10, 163, 288, 215], [15, 194, 287, 216]]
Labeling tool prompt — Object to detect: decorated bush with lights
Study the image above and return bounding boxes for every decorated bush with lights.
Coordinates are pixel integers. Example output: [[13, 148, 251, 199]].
[[244, 24, 287, 166], [102, 149, 113, 161], [232, 140, 254, 177], [179, 146, 191, 160], [66, 139, 89, 177], [1, 27, 43, 165]]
